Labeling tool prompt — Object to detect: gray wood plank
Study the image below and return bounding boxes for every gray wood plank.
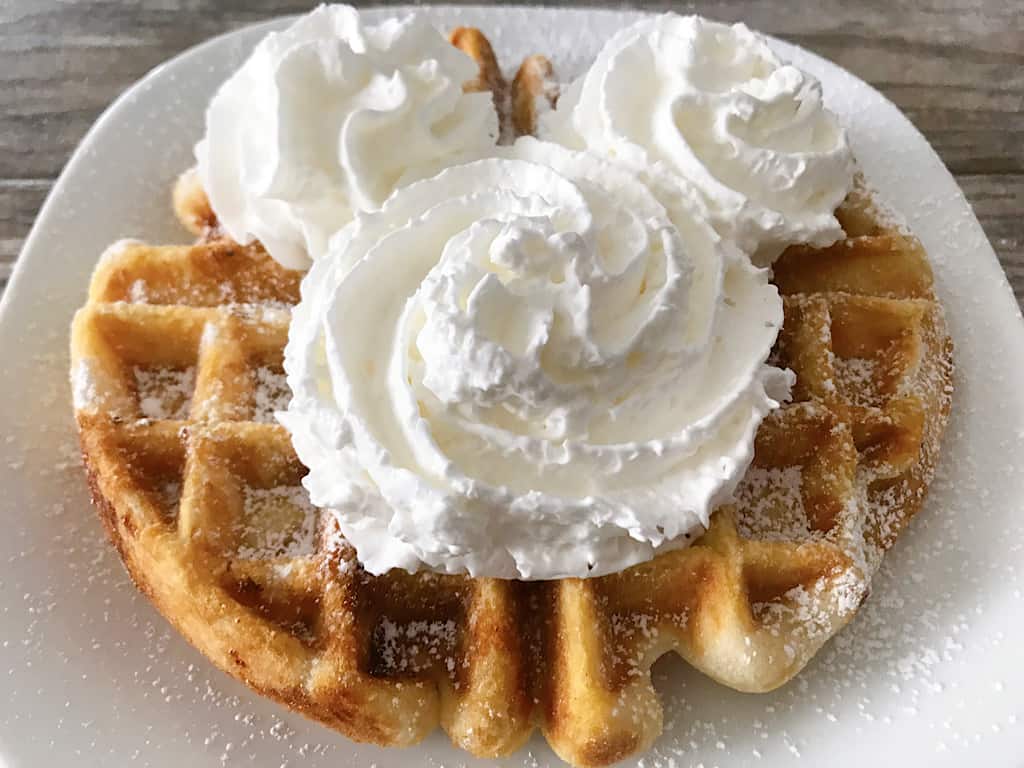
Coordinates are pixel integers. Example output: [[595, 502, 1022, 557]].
[[0, 179, 51, 276], [959, 174, 1024, 304]]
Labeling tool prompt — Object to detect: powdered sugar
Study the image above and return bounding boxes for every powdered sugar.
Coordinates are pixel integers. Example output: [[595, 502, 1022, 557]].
[[128, 279, 149, 303], [753, 568, 867, 643], [735, 466, 813, 541], [71, 358, 101, 410], [371, 617, 458, 676], [133, 365, 195, 420], [236, 486, 318, 560], [833, 356, 881, 406], [252, 366, 289, 424]]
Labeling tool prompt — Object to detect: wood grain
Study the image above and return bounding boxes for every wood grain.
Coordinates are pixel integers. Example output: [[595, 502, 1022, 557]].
[[2, 0, 1021, 303]]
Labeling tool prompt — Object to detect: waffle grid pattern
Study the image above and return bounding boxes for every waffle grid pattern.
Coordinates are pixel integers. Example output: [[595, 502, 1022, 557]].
[[70, 31, 953, 768]]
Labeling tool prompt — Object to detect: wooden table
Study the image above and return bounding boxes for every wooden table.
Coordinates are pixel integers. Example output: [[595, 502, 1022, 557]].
[[2, 1, 1020, 303]]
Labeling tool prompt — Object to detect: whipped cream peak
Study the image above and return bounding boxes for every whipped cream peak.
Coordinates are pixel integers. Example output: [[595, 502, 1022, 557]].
[[541, 13, 855, 264], [197, 4, 499, 270], [282, 139, 793, 580]]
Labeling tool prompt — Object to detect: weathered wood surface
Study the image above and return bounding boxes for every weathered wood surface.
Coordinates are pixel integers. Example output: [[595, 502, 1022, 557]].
[[2, 1, 1021, 302]]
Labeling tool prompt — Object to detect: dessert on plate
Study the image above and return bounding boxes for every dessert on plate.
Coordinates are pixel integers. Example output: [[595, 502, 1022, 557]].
[[69, 6, 953, 767]]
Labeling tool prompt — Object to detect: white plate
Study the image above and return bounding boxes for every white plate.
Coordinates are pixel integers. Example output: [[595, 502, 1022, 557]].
[[2, 6, 1022, 767]]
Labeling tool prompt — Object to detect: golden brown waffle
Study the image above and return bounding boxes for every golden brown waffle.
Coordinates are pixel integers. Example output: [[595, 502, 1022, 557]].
[[72, 30, 953, 768]]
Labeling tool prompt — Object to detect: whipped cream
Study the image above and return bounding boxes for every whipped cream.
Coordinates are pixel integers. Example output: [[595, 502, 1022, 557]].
[[196, 4, 499, 270], [281, 138, 793, 579], [541, 13, 855, 264]]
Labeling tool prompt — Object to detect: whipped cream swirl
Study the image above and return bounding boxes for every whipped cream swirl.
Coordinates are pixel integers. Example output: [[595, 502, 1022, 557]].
[[282, 139, 792, 579], [196, 5, 499, 270], [541, 13, 854, 264]]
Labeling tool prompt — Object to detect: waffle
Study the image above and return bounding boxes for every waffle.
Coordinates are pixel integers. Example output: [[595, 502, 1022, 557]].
[[71, 30, 953, 768]]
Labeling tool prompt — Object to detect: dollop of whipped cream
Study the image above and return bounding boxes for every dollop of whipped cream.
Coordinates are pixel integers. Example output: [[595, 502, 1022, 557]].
[[281, 138, 793, 579], [196, 4, 499, 270], [540, 13, 855, 264]]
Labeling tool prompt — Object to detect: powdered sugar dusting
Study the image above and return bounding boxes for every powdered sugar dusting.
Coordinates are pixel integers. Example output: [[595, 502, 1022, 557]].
[[735, 466, 813, 541], [371, 617, 458, 677], [253, 366, 289, 424], [753, 568, 867, 643], [237, 486, 318, 560], [128, 279, 149, 304], [71, 358, 101, 410], [133, 365, 195, 420], [833, 356, 880, 406]]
